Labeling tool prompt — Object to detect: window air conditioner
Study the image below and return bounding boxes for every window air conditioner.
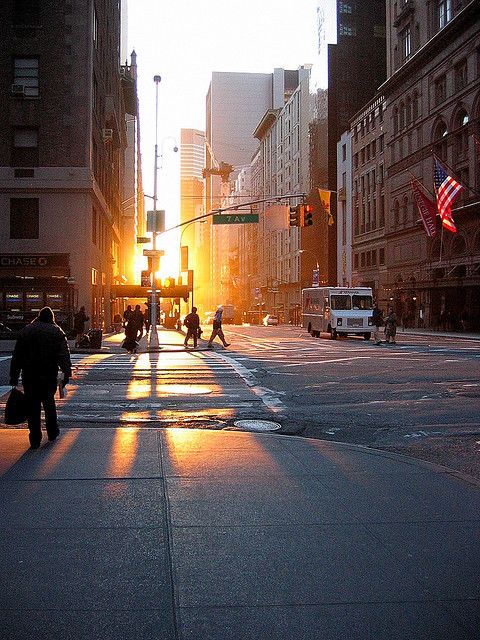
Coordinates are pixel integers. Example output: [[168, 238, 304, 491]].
[[102, 128, 113, 142], [11, 84, 26, 96]]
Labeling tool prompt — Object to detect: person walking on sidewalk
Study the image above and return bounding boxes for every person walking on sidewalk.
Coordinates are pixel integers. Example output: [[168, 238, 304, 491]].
[[183, 306, 201, 349], [207, 306, 230, 349], [73, 305, 89, 347], [9, 307, 72, 449], [384, 306, 397, 344], [371, 303, 384, 345], [132, 304, 145, 340]]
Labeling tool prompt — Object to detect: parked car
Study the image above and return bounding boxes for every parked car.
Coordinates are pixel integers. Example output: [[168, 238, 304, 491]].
[[263, 314, 279, 326], [0, 323, 19, 339]]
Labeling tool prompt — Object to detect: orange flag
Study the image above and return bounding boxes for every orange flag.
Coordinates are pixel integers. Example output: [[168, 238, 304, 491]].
[[318, 189, 334, 225]]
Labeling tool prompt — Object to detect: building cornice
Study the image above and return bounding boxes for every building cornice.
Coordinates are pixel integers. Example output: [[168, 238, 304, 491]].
[[253, 109, 280, 140], [379, 0, 479, 94]]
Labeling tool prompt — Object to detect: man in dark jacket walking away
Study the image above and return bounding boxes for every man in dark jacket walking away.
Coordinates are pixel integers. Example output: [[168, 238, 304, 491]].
[[10, 307, 72, 449], [183, 307, 201, 349], [132, 304, 145, 340]]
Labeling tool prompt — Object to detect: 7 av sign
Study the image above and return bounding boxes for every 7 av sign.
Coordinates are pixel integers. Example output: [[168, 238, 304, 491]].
[[212, 213, 259, 225]]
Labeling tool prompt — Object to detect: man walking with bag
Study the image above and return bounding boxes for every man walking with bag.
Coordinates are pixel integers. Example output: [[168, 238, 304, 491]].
[[9, 307, 72, 449], [183, 306, 201, 349]]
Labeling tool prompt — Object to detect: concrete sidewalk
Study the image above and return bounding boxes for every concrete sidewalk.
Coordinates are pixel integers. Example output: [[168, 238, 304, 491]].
[[1, 427, 479, 639]]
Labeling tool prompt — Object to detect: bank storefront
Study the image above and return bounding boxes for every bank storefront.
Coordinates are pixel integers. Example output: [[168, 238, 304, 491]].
[[0, 254, 75, 332]]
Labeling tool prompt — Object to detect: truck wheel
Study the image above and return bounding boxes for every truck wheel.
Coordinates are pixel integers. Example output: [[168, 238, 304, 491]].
[[364, 332, 371, 340], [331, 328, 338, 340]]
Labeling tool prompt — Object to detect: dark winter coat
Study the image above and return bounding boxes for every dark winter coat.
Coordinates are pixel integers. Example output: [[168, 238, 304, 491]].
[[184, 312, 200, 330], [10, 320, 72, 385], [371, 307, 384, 327], [73, 309, 89, 333]]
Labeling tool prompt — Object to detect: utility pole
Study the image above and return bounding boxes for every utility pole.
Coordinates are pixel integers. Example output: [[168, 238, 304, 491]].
[[149, 74, 162, 349]]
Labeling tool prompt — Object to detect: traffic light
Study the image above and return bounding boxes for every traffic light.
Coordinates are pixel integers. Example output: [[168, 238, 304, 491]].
[[301, 204, 313, 227], [289, 205, 300, 227]]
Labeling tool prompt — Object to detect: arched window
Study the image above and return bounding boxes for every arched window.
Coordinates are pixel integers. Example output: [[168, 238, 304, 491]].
[[431, 236, 446, 261], [433, 119, 448, 160], [393, 106, 399, 135], [403, 195, 409, 223], [394, 200, 400, 226], [453, 108, 469, 159]]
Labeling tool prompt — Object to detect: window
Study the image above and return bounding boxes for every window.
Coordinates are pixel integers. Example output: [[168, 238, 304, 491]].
[[455, 59, 468, 91], [339, 24, 357, 36], [400, 26, 411, 61], [13, 0, 40, 25], [438, 0, 452, 28], [10, 198, 39, 239], [13, 57, 39, 96], [433, 119, 448, 159], [93, 7, 99, 46], [454, 109, 469, 158], [92, 207, 97, 245], [379, 194, 385, 227], [372, 250, 377, 266], [394, 200, 400, 226], [339, 2, 353, 13], [379, 134, 385, 152], [435, 75, 447, 104], [342, 143, 346, 161], [379, 248, 385, 265], [11, 127, 38, 166], [354, 254, 359, 269], [360, 253, 366, 268]]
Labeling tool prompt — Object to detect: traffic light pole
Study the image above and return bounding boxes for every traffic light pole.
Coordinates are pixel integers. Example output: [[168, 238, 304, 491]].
[[149, 75, 161, 350]]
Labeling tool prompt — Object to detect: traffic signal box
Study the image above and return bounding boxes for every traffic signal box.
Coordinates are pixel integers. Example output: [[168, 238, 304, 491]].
[[289, 205, 300, 227], [289, 204, 314, 227], [302, 204, 313, 226]]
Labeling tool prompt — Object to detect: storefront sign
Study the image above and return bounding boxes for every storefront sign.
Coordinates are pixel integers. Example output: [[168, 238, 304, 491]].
[[0, 254, 69, 268]]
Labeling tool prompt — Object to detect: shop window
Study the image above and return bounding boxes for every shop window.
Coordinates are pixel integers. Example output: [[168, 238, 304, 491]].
[[10, 198, 39, 239]]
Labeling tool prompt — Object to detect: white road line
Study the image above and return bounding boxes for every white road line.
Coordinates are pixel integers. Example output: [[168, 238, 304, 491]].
[[213, 352, 286, 414], [277, 356, 374, 368]]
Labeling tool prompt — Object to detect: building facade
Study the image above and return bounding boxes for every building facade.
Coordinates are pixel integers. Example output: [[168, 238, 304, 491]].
[[0, 0, 142, 332], [380, 0, 480, 330]]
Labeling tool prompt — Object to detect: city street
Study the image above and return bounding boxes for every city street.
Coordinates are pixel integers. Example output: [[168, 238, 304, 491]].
[[1, 325, 479, 479]]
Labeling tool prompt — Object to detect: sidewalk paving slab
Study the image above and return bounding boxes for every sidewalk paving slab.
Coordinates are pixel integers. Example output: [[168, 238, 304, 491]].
[[1, 427, 479, 640]]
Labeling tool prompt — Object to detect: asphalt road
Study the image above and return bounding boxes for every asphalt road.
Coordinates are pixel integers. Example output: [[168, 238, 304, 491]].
[[1, 325, 479, 480]]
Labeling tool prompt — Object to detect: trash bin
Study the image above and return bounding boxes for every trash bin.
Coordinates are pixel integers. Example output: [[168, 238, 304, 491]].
[[88, 329, 103, 349]]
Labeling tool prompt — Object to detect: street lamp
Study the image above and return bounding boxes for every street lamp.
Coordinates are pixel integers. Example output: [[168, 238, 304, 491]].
[[149, 74, 162, 349]]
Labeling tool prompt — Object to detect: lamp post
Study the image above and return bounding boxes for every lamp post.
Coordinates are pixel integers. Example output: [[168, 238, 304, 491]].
[[149, 74, 162, 349]]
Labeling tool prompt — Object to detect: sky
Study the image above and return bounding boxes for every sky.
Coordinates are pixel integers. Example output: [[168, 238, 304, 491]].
[[126, 0, 335, 271]]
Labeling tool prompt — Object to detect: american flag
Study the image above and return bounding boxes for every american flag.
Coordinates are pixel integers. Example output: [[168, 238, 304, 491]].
[[433, 158, 463, 233]]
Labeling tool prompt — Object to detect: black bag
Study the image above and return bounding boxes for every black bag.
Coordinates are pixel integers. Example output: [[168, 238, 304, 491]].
[[5, 387, 27, 425], [78, 334, 90, 348]]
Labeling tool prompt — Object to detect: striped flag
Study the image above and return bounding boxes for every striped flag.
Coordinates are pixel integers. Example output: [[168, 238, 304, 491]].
[[433, 158, 463, 233], [410, 178, 437, 237]]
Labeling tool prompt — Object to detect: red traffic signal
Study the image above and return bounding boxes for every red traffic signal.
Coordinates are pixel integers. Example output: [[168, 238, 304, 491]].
[[300, 204, 314, 227]]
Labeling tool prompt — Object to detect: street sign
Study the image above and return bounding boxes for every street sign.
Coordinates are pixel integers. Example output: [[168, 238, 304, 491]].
[[212, 213, 259, 225], [143, 249, 165, 257], [136, 236, 151, 244], [146, 210, 165, 233]]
